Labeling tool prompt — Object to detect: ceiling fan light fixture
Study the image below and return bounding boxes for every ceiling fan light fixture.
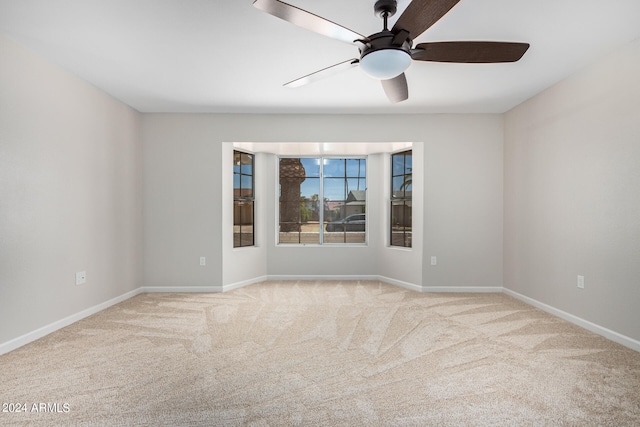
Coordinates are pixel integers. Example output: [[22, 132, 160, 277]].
[[359, 48, 411, 80]]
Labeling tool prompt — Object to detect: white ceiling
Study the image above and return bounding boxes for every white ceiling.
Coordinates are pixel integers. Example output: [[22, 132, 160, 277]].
[[1, 0, 639, 114]]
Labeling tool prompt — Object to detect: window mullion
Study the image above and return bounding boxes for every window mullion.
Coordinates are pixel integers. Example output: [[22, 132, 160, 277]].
[[343, 161, 348, 241], [319, 157, 324, 245]]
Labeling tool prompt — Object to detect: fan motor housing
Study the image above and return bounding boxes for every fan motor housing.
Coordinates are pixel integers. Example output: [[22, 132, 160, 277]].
[[359, 30, 412, 59]]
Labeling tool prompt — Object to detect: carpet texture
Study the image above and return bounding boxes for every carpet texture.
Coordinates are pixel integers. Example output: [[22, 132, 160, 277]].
[[1, 281, 639, 426]]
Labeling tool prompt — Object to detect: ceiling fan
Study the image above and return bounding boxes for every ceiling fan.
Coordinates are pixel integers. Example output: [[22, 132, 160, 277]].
[[253, 0, 530, 103]]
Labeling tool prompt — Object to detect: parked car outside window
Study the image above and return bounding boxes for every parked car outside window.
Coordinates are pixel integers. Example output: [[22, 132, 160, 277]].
[[325, 214, 365, 232]]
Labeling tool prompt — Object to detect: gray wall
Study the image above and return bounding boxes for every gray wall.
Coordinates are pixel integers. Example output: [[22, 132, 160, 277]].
[[142, 114, 504, 291], [504, 39, 640, 341], [0, 35, 143, 346]]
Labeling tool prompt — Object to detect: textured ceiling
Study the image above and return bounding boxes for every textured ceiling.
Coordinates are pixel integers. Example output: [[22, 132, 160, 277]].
[[1, 0, 639, 114]]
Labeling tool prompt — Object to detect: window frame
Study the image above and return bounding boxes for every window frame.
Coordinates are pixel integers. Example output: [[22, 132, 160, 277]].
[[390, 149, 412, 248], [277, 155, 367, 246], [233, 150, 255, 248]]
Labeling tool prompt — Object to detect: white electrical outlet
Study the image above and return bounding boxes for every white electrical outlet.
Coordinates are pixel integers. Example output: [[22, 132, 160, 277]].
[[431, 256, 437, 266], [200, 257, 206, 266], [577, 275, 585, 289], [76, 271, 86, 285]]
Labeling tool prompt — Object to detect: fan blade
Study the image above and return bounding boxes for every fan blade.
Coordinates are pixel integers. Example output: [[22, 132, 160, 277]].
[[381, 73, 409, 104], [392, 0, 461, 39], [284, 59, 359, 88], [412, 41, 530, 63], [253, 0, 364, 44]]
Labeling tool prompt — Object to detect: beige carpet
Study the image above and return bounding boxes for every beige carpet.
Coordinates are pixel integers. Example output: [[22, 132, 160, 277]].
[[1, 280, 639, 426]]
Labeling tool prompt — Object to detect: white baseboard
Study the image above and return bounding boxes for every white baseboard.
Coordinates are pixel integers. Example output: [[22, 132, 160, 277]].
[[265, 275, 425, 293], [223, 275, 268, 292], [503, 288, 640, 353], [0, 288, 143, 356], [377, 276, 423, 292], [142, 286, 224, 293], [152, 276, 498, 295], [266, 275, 380, 282], [423, 286, 503, 293]]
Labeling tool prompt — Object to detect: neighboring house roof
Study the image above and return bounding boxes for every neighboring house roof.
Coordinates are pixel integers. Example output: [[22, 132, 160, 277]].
[[347, 190, 366, 202]]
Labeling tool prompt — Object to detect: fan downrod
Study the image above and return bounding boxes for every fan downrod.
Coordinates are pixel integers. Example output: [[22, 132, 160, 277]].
[[374, 0, 397, 30]]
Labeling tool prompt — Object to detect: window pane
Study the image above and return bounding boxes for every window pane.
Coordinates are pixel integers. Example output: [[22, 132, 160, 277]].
[[325, 211, 366, 244], [300, 158, 320, 177], [323, 158, 366, 244], [392, 154, 405, 176], [300, 177, 320, 241], [405, 154, 412, 172], [323, 158, 345, 177], [279, 156, 366, 245], [402, 174, 412, 192], [392, 176, 406, 196], [234, 201, 254, 247], [234, 150, 255, 248], [323, 177, 346, 202], [279, 218, 320, 245], [346, 178, 366, 195], [234, 173, 254, 197], [300, 195, 320, 222], [390, 201, 412, 247], [240, 153, 253, 174], [240, 175, 253, 196], [300, 178, 320, 200], [391, 150, 412, 247], [346, 159, 366, 177]]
